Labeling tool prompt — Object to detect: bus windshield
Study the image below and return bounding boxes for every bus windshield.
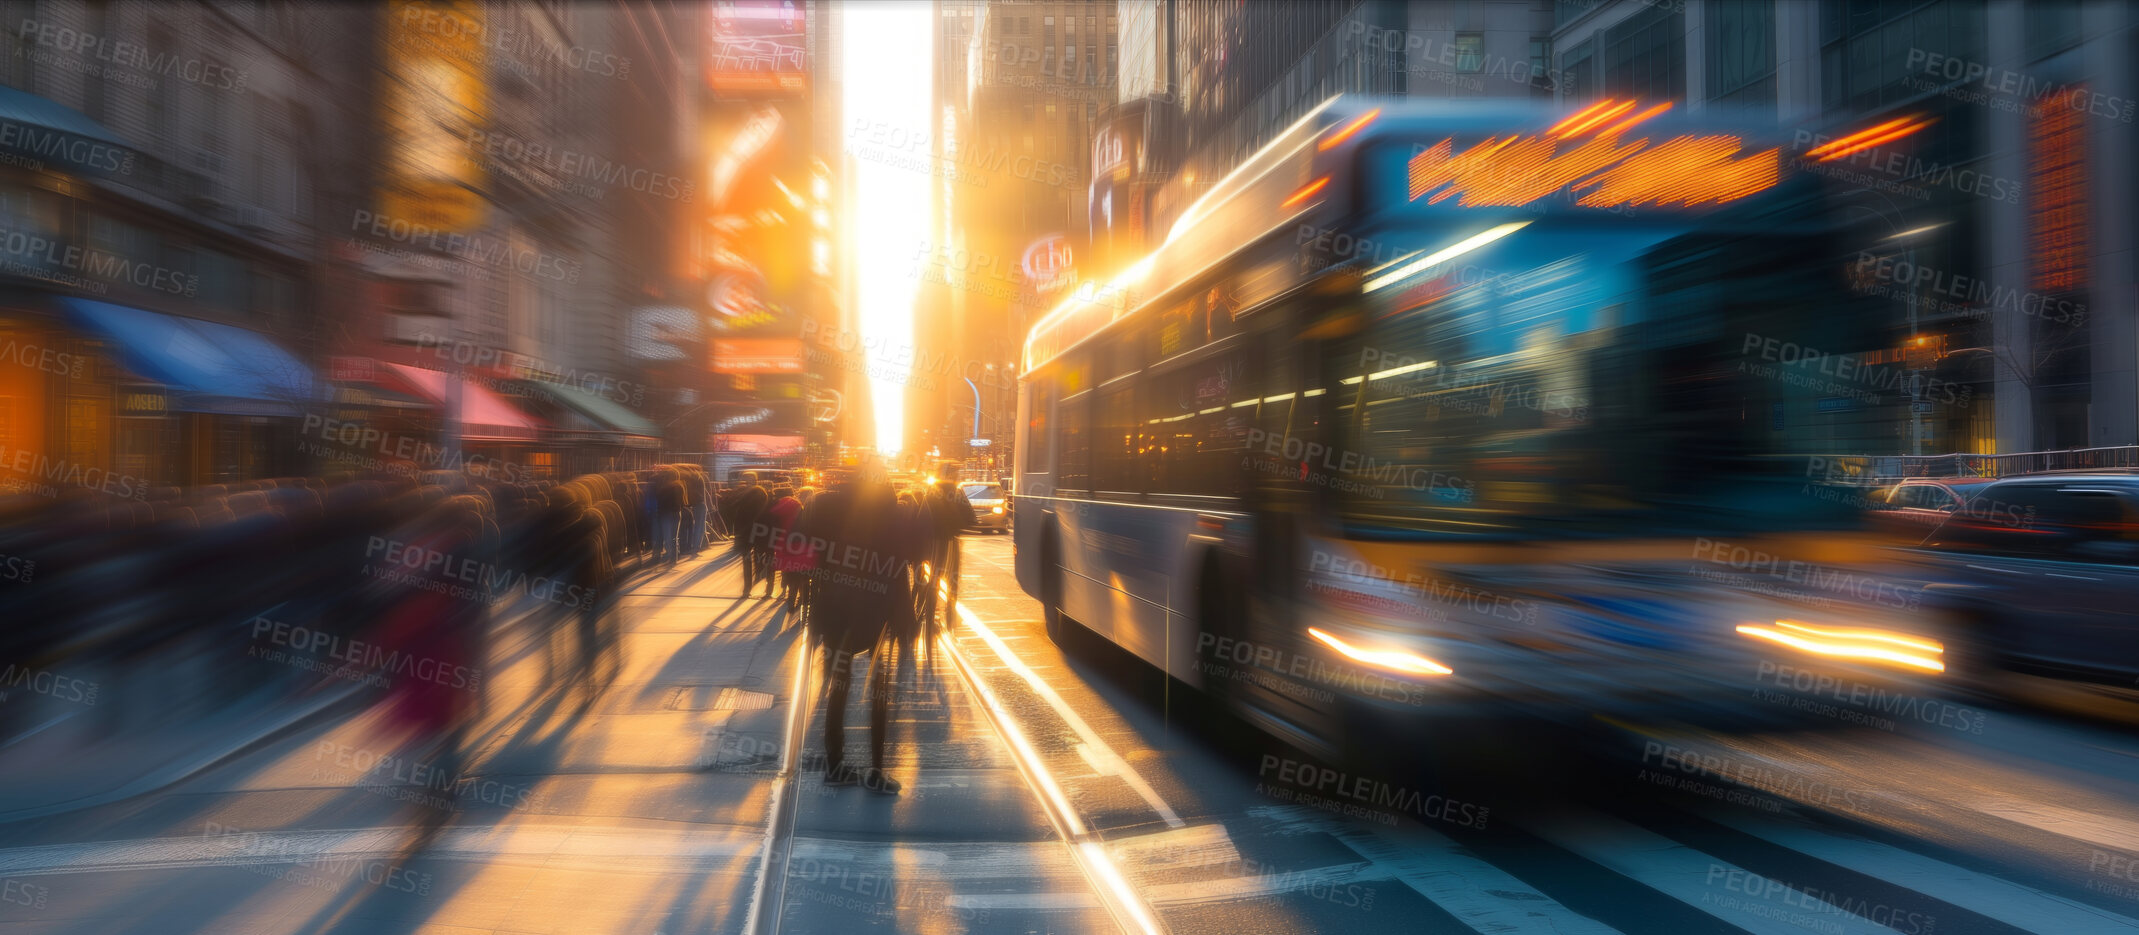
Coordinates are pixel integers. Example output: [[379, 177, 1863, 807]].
[[1324, 218, 1867, 540]]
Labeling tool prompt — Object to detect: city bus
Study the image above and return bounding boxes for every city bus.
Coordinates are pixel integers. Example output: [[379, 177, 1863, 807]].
[[1012, 96, 1947, 760]]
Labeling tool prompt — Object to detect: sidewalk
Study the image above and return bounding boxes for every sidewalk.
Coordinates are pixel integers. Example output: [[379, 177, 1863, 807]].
[[0, 677, 368, 824], [0, 548, 671, 825]]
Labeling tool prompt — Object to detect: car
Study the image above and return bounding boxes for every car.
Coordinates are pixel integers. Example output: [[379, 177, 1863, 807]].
[[1906, 475, 2139, 687], [1866, 477, 2000, 542], [960, 482, 1009, 533]]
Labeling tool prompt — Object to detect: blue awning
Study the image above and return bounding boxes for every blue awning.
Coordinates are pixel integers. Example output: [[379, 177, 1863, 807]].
[[61, 298, 317, 416], [0, 86, 139, 179]]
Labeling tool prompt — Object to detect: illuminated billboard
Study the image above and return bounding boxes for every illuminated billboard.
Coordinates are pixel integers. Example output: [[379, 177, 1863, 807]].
[[712, 338, 806, 373], [379, 0, 488, 232], [706, 0, 808, 96]]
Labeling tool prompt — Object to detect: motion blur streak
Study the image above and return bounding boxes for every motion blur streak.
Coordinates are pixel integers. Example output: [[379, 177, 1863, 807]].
[[1775, 620, 1946, 655], [1306, 627, 1454, 677], [840, 1, 930, 455], [1362, 221, 1531, 293], [1735, 624, 1947, 673]]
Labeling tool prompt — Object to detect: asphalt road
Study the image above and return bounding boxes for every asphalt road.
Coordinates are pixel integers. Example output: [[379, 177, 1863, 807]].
[[2, 534, 2137, 934]]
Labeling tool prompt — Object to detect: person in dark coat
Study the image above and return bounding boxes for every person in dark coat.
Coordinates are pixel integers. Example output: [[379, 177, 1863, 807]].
[[919, 464, 975, 628], [807, 464, 906, 794], [651, 468, 687, 565]]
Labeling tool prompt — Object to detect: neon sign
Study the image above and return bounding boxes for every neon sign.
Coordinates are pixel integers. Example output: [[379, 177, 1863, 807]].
[[1404, 99, 1781, 210]]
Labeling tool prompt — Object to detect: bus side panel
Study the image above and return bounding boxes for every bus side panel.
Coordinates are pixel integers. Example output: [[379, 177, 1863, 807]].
[[1104, 507, 1199, 677], [1013, 382, 1044, 601], [1056, 502, 1120, 641]]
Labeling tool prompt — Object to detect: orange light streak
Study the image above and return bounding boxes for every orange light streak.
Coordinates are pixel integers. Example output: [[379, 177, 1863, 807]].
[[1806, 115, 1933, 161], [1281, 175, 1330, 208], [1319, 108, 1382, 151], [1572, 136, 1779, 207], [1560, 99, 1637, 138], [1600, 101, 1673, 137], [1547, 99, 1618, 138]]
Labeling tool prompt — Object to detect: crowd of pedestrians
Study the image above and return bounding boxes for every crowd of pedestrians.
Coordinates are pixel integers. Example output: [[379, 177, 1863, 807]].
[[718, 459, 974, 794], [0, 461, 714, 796], [0, 457, 970, 801]]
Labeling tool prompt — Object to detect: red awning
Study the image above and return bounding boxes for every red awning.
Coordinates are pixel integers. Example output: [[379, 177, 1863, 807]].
[[382, 363, 544, 441]]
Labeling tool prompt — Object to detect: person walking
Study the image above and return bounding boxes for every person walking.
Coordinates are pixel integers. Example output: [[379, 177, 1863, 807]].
[[808, 464, 904, 794], [765, 487, 811, 616], [651, 468, 686, 566], [921, 463, 975, 628]]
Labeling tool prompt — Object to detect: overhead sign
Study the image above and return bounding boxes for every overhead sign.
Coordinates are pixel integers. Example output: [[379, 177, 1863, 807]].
[[1022, 235, 1075, 295], [706, 1, 808, 96], [713, 433, 805, 457], [329, 356, 378, 383], [379, 0, 488, 232], [712, 338, 805, 373], [809, 387, 842, 423], [116, 384, 166, 416], [969, 438, 992, 447], [707, 273, 781, 333], [626, 306, 700, 361]]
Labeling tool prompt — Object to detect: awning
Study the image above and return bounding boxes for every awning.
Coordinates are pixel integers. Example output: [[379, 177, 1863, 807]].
[[506, 378, 661, 449], [382, 362, 543, 442], [0, 86, 141, 180], [61, 298, 318, 416]]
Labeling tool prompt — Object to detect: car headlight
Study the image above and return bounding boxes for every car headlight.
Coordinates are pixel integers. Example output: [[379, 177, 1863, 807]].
[[991, 505, 1005, 514]]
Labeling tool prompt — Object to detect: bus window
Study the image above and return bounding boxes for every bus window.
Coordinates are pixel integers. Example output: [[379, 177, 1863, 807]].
[[1060, 390, 1090, 497], [1024, 382, 1052, 473], [1096, 382, 1139, 498]]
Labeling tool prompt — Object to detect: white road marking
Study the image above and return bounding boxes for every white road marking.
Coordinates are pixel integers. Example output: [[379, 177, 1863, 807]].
[[952, 602, 1186, 829], [1705, 809, 2139, 935], [1243, 805, 1623, 934], [949, 892, 1103, 910], [1967, 797, 2139, 855], [1523, 809, 1907, 935]]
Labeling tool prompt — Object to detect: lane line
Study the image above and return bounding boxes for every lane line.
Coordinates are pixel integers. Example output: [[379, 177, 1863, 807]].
[[951, 600, 1186, 829], [1705, 809, 2139, 935], [937, 616, 1164, 934], [743, 625, 815, 935]]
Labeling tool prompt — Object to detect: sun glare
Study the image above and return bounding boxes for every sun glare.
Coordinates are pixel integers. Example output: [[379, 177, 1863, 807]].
[[842, 3, 932, 457]]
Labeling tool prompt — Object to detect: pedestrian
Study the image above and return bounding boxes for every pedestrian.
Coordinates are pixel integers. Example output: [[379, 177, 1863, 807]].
[[725, 484, 769, 591], [921, 463, 975, 628], [765, 487, 811, 616], [652, 468, 687, 565], [809, 462, 904, 794]]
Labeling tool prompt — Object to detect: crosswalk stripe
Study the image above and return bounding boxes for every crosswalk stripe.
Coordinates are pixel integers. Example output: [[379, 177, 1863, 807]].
[[1704, 809, 2139, 935], [1965, 796, 2139, 855], [1246, 805, 1625, 934], [1524, 809, 1908, 935]]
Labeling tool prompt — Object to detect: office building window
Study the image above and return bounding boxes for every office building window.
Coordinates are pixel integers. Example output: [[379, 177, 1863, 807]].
[[1530, 38, 1552, 97], [1709, 0, 1776, 110], [1820, 0, 1985, 114], [1560, 36, 1596, 101], [1603, 5, 1684, 101], [1454, 33, 1484, 73], [2025, 0, 2081, 61]]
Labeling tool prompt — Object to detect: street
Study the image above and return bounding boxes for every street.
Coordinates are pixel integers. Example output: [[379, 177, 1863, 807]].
[[1, 534, 2135, 934]]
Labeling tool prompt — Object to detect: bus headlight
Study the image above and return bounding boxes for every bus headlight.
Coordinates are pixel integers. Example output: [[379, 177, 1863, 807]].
[[1307, 627, 1453, 677]]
